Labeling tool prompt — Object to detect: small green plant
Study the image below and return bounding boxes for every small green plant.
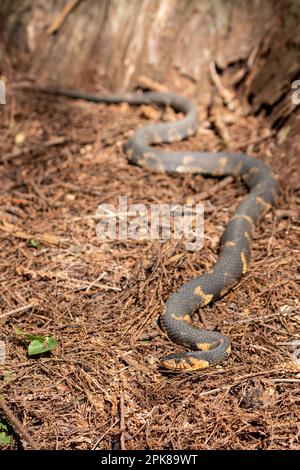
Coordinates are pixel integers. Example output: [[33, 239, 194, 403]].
[[0, 421, 11, 446], [14, 327, 58, 356], [27, 239, 40, 249], [2, 371, 16, 383]]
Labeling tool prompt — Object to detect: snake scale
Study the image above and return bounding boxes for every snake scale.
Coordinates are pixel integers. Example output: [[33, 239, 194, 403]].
[[33, 87, 279, 371]]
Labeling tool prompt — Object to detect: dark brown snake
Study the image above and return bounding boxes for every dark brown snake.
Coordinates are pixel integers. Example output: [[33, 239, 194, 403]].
[[31, 86, 280, 371]]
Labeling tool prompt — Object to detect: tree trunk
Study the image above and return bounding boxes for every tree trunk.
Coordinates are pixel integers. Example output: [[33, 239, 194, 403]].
[[1, 0, 296, 106]]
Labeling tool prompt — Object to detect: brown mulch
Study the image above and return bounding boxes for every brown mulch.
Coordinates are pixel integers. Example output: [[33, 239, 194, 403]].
[[0, 78, 299, 450]]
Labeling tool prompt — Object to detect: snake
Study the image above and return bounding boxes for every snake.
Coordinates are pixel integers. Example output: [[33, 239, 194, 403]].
[[31, 86, 279, 371]]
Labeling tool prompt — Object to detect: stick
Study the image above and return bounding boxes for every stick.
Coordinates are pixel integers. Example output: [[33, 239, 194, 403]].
[[120, 354, 154, 377], [232, 132, 273, 151], [225, 309, 299, 325], [0, 396, 39, 449], [137, 75, 169, 92], [196, 175, 234, 201], [92, 418, 119, 450], [0, 303, 35, 320], [209, 62, 237, 110], [73, 282, 122, 292], [137, 331, 160, 341], [47, 0, 81, 34], [0, 218, 63, 246], [270, 379, 300, 383], [119, 393, 126, 450], [1, 137, 67, 163]]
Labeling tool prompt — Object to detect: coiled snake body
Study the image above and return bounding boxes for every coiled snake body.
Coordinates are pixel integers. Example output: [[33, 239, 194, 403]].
[[35, 87, 279, 371]]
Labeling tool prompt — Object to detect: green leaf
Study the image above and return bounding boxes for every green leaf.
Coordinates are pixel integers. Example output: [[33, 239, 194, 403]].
[[14, 326, 44, 342], [0, 422, 11, 446], [45, 336, 58, 351], [28, 336, 58, 356], [2, 371, 16, 383], [27, 239, 40, 249], [0, 432, 11, 445], [14, 327, 58, 356]]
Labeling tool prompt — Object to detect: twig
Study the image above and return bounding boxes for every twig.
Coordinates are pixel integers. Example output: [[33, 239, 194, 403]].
[[137, 331, 160, 341], [196, 175, 234, 201], [270, 379, 300, 383], [1, 137, 67, 163], [232, 131, 274, 151], [73, 282, 122, 292], [131, 308, 157, 341], [198, 310, 209, 328], [209, 62, 237, 111], [0, 303, 35, 319], [198, 387, 224, 396], [131, 406, 158, 438], [0, 396, 39, 449], [225, 309, 299, 325], [120, 354, 154, 377], [275, 209, 298, 219], [119, 393, 126, 450], [92, 418, 119, 450], [137, 75, 169, 92], [85, 273, 106, 292], [27, 179, 49, 206], [47, 0, 81, 34], [0, 218, 64, 246]]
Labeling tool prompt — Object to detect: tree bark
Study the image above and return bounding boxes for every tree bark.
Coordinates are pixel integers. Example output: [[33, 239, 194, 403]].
[[0, 0, 294, 105]]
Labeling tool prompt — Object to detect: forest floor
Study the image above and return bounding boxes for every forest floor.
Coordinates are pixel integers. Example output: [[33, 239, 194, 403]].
[[0, 75, 299, 450]]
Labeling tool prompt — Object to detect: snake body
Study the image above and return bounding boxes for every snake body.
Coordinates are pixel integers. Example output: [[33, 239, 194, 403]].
[[35, 87, 279, 371]]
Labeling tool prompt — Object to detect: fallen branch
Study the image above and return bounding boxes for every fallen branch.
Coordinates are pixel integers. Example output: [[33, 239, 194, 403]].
[[0, 396, 39, 450]]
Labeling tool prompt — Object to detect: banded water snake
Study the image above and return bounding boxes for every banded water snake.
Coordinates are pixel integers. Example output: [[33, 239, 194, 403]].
[[31, 87, 279, 371]]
